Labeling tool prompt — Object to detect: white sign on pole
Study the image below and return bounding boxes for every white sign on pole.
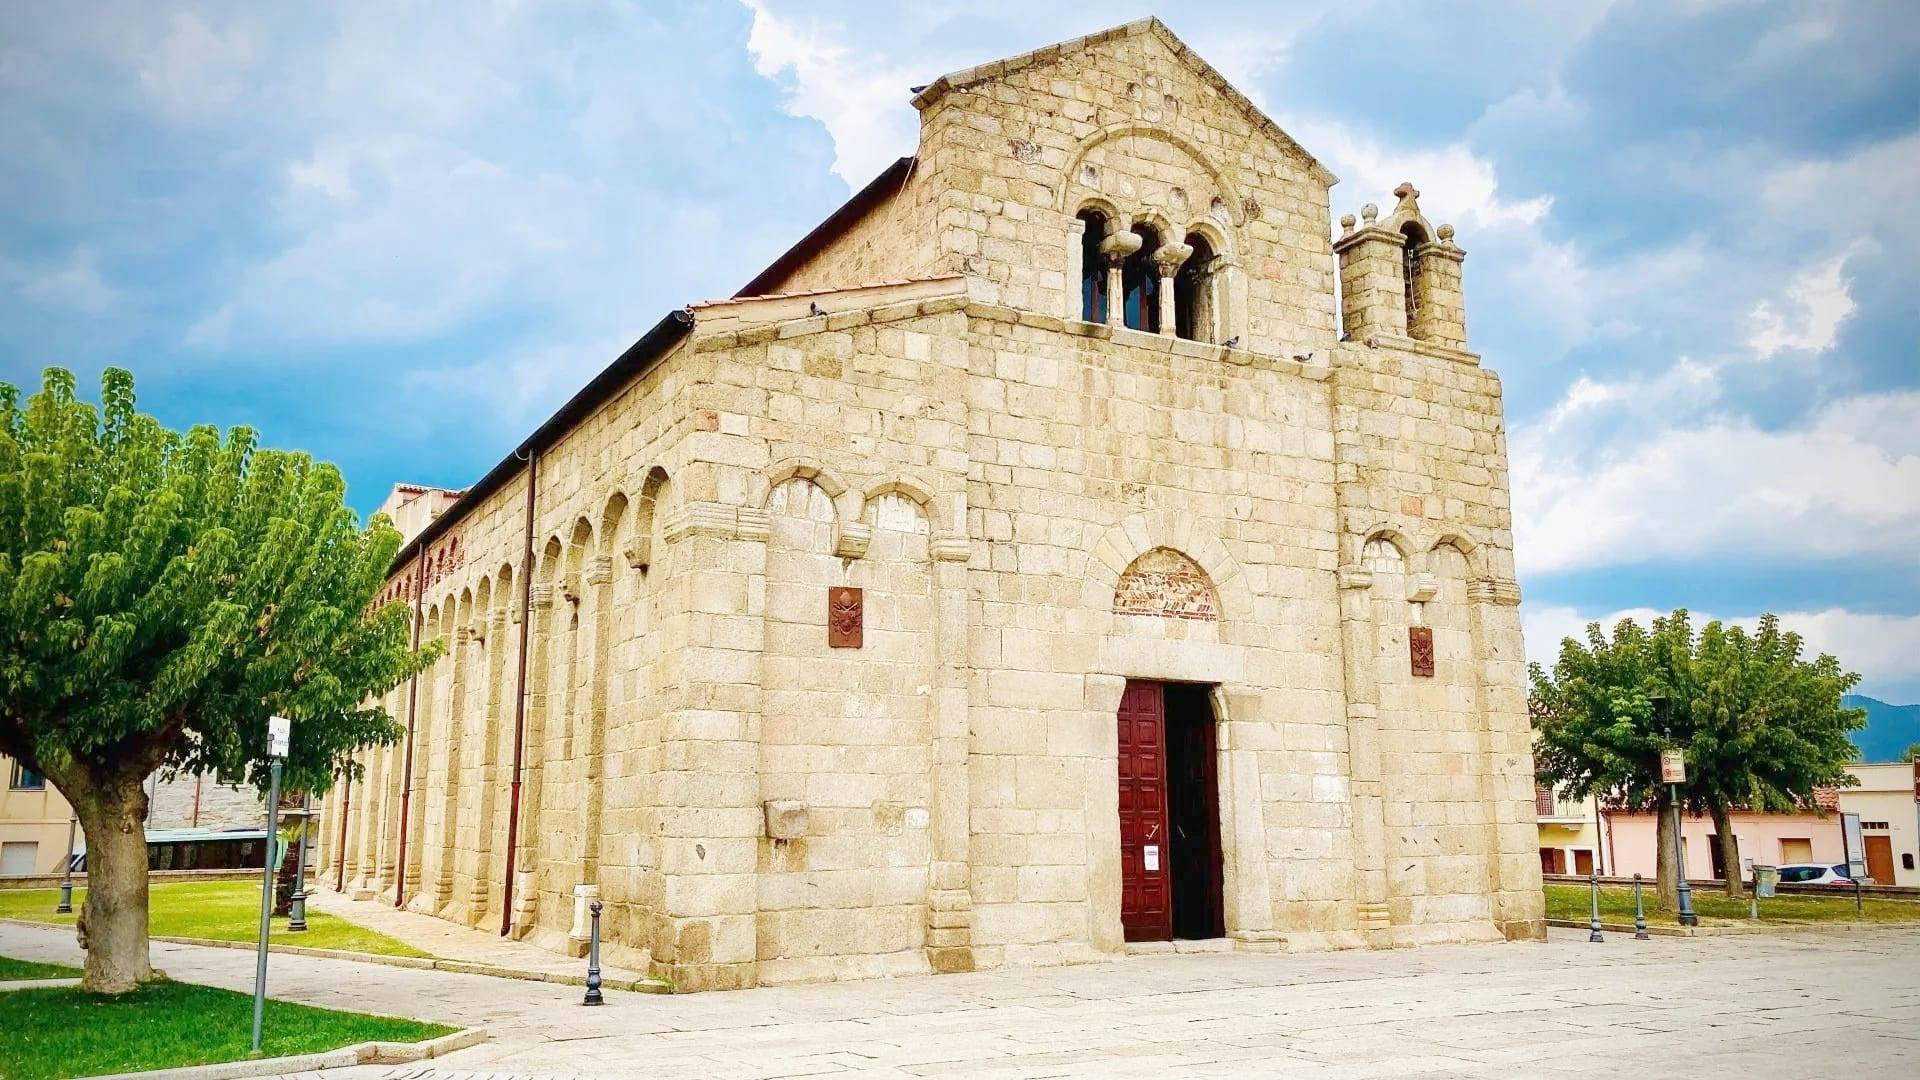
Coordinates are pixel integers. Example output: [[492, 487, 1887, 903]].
[[267, 715, 291, 759], [1659, 749, 1686, 785], [1841, 812, 1867, 878]]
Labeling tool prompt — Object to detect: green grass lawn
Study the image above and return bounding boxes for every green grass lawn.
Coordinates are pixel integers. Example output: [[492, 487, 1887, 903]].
[[0, 955, 81, 981], [1545, 882, 1920, 926], [0, 979, 455, 1080], [0, 880, 430, 958]]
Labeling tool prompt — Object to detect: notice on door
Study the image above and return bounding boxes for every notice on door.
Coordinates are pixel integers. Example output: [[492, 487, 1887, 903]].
[[1144, 845, 1160, 872]]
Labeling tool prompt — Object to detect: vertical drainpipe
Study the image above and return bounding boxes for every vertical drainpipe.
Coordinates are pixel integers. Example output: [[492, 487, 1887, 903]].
[[334, 767, 351, 892], [501, 448, 537, 935], [394, 551, 427, 907]]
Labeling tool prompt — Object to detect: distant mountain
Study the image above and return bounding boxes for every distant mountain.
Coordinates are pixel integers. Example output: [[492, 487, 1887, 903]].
[[1845, 695, 1920, 763]]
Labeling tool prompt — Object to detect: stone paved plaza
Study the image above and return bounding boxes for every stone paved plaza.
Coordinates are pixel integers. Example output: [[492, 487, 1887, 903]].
[[6, 922, 1919, 1077]]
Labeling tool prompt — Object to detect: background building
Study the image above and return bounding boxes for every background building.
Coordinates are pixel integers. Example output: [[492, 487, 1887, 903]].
[[1600, 763, 1918, 886]]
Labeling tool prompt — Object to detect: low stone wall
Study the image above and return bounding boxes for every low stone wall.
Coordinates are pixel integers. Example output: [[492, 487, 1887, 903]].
[[1542, 872, 1920, 902], [0, 868, 264, 891]]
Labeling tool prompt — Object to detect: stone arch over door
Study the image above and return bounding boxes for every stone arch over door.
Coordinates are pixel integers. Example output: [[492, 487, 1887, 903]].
[[1074, 510, 1268, 953]]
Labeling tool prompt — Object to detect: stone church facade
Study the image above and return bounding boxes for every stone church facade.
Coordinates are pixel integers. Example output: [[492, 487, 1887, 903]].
[[316, 18, 1545, 993]]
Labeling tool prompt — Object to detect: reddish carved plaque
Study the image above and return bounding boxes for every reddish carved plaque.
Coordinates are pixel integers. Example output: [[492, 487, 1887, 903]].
[[828, 587, 863, 648], [1409, 625, 1435, 677]]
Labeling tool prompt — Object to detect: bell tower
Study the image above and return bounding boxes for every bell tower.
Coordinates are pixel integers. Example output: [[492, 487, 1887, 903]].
[[1332, 182, 1466, 348]]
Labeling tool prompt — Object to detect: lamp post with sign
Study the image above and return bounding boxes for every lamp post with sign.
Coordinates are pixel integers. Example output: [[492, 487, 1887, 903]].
[[55, 815, 77, 913], [1840, 811, 1866, 918], [1659, 745, 1698, 927], [251, 715, 291, 1054]]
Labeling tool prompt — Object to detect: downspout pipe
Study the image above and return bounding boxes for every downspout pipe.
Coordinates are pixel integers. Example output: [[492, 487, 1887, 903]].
[[501, 447, 537, 935], [394, 551, 426, 907], [334, 767, 350, 892]]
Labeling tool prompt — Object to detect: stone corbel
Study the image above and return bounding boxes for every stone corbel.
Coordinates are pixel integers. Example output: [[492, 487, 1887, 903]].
[[1336, 564, 1374, 591], [835, 520, 873, 560], [584, 554, 614, 588], [1406, 572, 1439, 604], [1467, 577, 1523, 606], [930, 531, 971, 562], [559, 574, 580, 606], [527, 583, 555, 609], [454, 623, 474, 645], [663, 501, 772, 545], [623, 533, 651, 572]]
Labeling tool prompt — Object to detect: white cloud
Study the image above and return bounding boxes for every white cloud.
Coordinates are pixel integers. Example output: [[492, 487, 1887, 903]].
[[0, 247, 116, 312], [1515, 389, 1920, 576], [740, 1, 926, 185], [138, 10, 259, 119], [1747, 249, 1859, 359], [1523, 603, 1920, 702]]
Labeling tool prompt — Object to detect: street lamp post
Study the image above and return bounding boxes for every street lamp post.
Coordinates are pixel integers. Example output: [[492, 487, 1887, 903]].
[[1652, 695, 1698, 928], [55, 816, 77, 914], [252, 716, 291, 1054], [287, 792, 311, 932]]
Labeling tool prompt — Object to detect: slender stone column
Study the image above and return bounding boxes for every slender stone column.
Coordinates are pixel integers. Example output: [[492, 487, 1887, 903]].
[[926, 530, 974, 972], [1098, 230, 1141, 330], [509, 582, 555, 939], [578, 555, 614, 888], [427, 620, 471, 912], [468, 605, 509, 924], [1152, 241, 1194, 336], [1065, 215, 1087, 321], [1336, 564, 1392, 940]]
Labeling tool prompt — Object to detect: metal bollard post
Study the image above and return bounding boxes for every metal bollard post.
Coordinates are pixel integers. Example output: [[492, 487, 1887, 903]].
[[582, 900, 604, 1006], [1632, 874, 1649, 940], [1588, 871, 1604, 942], [56, 817, 77, 914]]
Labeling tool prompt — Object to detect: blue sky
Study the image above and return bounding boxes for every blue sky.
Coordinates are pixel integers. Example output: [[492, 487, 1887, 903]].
[[2, 1, 1917, 702]]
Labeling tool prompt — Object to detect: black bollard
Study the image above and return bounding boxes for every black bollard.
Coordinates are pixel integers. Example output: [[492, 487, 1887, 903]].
[[1632, 873, 1649, 940], [1588, 871, 1604, 942], [583, 900, 604, 1006]]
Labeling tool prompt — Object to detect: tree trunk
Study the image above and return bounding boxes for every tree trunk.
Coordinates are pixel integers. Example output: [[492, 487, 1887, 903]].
[[1711, 801, 1745, 898], [71, 778, 159, 994], [1654, 789, 1677, 914]]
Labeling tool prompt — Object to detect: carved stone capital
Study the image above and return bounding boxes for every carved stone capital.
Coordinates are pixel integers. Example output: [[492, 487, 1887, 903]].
[[1151, 241, 1194, 276], [1098, 230, 1142, 266], [1336, 564, 1374, 591], [834, 521, 873, 560], [735, 506, 771, 542], [1468, 577, 1523, 606], [527, 583, 555, 608], [1406, 571, 1439, 604], [454, 624, 475, 645]]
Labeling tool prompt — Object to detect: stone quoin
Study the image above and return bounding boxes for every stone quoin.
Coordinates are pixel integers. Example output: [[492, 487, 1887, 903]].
[[318, 17, 1545, 993]]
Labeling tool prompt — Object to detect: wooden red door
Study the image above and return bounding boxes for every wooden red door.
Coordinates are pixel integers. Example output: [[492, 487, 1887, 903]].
[[1118, 679, 1171, 941]]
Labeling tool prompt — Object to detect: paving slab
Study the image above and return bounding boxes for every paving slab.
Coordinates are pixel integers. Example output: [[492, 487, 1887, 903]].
[[5, 924, 1918, 1078]]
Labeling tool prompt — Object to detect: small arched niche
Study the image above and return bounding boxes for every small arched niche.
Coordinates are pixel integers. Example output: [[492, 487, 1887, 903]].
[[1112, 547, 1219, 623]]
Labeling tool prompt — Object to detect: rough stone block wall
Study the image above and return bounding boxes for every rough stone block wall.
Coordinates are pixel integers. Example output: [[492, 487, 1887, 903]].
[[317, 18, 1546, 988]]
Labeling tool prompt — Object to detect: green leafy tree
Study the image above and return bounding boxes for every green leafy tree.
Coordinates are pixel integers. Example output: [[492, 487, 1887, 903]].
[[1687, 615, 1864, 897], [0, 368, 433, 993], [1531, 610, 1864, 911], [1903, 744, 1919, 764]]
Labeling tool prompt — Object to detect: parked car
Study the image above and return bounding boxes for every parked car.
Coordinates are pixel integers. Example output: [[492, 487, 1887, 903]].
[[1773, 863, 1855, 886]]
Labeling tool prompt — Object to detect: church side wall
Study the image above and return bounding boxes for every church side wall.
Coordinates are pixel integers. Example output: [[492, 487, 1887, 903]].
[[322, 339, 699, 964]]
